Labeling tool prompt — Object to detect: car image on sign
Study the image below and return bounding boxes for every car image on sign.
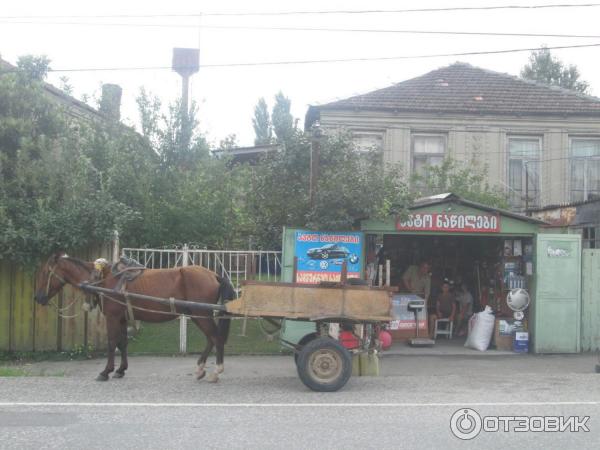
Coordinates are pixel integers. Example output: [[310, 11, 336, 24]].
[[307, 244, 359, 263]]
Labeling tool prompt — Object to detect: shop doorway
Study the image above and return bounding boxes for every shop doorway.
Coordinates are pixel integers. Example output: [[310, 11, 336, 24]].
[[370, 234, 534, 349]]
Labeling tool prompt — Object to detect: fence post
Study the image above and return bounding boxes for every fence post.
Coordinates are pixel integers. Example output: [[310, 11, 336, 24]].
[[111, 230, 120, 263], [179, 244, 189, 353]]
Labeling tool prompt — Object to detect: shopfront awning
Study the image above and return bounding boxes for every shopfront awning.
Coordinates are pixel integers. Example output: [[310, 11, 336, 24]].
[[361, 193, 546, 236]]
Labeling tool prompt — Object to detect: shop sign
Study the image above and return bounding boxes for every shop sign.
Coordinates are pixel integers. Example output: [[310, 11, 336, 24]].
[[396, 212, 500, 233], [294, 230, 363, 284]]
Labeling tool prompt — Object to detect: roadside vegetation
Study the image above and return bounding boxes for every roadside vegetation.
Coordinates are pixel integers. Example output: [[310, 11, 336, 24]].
[[0, 55, 507, 265], [0, 365, 65, 377]]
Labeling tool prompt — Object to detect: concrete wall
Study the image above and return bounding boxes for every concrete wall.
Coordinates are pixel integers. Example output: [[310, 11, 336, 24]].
[[319, 109, 600, 208]]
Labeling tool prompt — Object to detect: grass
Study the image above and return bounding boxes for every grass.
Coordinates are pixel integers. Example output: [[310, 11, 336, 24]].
[[0, 366, 65, 377], [128, 317, 287, 355], [0, 366, 30, 377]]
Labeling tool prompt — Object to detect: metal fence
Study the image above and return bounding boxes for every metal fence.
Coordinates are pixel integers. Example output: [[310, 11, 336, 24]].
[[121, 246, 281, 291], [120, 246, 282, 352]]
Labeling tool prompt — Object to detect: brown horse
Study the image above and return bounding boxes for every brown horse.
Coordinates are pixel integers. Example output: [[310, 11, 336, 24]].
[[34, 252, 234, 382]]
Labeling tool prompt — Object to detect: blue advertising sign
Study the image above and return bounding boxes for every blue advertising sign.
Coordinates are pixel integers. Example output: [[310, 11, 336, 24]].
[[294, 230, 363, 284]]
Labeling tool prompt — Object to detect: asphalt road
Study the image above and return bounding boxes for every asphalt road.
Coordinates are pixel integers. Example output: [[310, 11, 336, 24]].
[[1, 353, 599, 449]]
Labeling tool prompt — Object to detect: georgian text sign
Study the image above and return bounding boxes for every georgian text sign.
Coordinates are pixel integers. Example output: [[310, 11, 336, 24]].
[[396, 212, 500, 233]]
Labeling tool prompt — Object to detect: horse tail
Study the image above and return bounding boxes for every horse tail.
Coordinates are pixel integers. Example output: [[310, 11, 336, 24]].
[[216, 276, 235, 344]]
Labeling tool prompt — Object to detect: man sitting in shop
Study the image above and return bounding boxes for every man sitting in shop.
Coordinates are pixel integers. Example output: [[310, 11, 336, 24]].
[[429, 279, 456, 339]]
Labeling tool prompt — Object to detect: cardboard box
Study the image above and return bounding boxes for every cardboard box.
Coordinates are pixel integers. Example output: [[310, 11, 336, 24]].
[[494, 319, 513, 351]]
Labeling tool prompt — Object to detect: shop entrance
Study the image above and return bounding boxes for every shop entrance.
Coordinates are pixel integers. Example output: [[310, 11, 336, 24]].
[[368, 233, 534, 351]]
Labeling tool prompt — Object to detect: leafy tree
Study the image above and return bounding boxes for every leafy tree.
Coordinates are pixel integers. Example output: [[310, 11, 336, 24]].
[[136, 88, 209, 170], [252, 97, 272, 145], [15, 55, 51, 80], [244, 131, 412, 248], [218, 134, 238, 150], [521, 46, 589, 94], [0, 61, 138, 263], [271, 91, 295, 142], [410, 158, 509, 209]]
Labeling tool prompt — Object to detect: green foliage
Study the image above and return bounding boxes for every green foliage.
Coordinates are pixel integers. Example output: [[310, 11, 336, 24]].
[[244, 131, 413, 248], [0, 64, 138, 263], [521, 46, 589, 94], [252, 97, 272, 145], [1, 57, 512, 264], [16, 55, 51, 81], [271, 91, 295, 142], [411, 158, 509, 209]]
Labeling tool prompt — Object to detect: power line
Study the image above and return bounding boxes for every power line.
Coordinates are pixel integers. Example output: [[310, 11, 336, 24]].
[[1, 42, 599, 74], [3, 20, 600, 40], [1, 3, 599, 18]]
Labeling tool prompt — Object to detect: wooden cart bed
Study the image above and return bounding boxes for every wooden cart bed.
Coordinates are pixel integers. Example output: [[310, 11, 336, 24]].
[[225, 281, 394, 322]]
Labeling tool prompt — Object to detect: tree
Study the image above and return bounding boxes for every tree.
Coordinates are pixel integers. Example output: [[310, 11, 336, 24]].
[[0, 59, 139, 263], [16, 55, 51, 80], [136, 88, 209, 170], [520, 46, 589, 94], [410, 158, 509, 209], [271, 91, 295, 142], [218, 134, 238, 151], [243, 131, 412, 248], [252, 97, 272, 145]]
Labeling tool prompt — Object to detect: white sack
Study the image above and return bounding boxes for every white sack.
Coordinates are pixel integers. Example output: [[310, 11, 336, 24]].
[[464, 306, 495, 351]]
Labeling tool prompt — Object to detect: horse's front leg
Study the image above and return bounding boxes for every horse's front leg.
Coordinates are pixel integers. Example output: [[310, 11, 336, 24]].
[[113, 317, 129, 378], [97, 314, 121, 381]]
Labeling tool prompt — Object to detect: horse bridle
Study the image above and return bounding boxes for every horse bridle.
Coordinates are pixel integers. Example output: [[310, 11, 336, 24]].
[[45, 263, 68, 298]]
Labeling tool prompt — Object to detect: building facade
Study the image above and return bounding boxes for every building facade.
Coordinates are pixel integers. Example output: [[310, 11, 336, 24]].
[[306, 63, 600, 212]]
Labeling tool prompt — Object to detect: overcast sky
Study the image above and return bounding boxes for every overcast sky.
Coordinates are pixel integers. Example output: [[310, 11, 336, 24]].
[[1, 0, 600, 146]]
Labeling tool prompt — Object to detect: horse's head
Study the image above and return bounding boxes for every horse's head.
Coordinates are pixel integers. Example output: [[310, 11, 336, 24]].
[[34, 252, 71, 305]]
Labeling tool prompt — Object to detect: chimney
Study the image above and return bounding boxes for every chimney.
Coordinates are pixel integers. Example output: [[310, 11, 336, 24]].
[[99, 83, 122, 121]]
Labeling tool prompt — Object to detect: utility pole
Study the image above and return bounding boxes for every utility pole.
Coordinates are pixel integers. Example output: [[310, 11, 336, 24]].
[[310, 123, 323, 208], [172, 48, 200, 148], [525, 160, 529, 215]]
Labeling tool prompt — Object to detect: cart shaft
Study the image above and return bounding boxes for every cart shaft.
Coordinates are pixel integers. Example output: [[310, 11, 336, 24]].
[[78, 284, 227, 312]]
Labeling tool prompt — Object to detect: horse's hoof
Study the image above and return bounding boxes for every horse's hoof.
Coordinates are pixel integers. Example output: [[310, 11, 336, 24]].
[[96, 374, 109, 382], [196, 370, 206, 380], [206, 372, 219, 383], [113, 372, 125, 379]]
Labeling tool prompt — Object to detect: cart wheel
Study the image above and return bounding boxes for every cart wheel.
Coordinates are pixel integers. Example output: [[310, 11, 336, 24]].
[[294, 333, 318, 365], [296, 337, 352, 392]]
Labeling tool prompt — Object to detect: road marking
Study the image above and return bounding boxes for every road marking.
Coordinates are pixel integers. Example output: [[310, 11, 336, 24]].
[[0, 401, 599, 407]]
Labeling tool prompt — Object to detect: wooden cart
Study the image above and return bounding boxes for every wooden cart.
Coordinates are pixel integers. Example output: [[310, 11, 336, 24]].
[[80, 281, 394, 392]]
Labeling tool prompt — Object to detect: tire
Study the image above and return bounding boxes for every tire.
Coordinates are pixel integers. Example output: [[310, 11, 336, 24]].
[[296, 337, 352, 392], [321, 251, 329, 259], [294, 332, 318, 365]]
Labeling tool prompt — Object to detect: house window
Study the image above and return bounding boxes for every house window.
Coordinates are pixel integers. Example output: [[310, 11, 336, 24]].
[[508, 137, 541, 211], [352, 132, 383, 153], [411, 133, 446, 177], [570, 138, 600, 202], [583, 226, 598, 249]]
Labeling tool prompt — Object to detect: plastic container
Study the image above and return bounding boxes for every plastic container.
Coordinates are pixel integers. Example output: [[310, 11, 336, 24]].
[[513, 331, 529, 353]]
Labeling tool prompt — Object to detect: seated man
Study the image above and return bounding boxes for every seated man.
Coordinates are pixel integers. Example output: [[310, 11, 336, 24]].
[[429, 279, 456, 338]]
